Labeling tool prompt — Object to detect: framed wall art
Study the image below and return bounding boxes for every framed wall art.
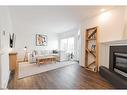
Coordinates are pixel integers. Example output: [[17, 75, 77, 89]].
[[36, 34, 47, 46]]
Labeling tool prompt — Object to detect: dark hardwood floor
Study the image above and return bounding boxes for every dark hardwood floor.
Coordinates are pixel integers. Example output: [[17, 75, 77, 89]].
[[8, 64, 114, 89]]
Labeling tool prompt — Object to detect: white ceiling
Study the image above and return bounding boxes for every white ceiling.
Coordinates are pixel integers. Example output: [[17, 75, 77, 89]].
[[9, 6, 113, 33]]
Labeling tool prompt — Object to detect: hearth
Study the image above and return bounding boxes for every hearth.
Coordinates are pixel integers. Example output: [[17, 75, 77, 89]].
[[99, 45, 127, 89]]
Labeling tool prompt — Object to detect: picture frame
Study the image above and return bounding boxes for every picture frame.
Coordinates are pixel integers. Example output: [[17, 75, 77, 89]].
[[36, 34, 47, 46]]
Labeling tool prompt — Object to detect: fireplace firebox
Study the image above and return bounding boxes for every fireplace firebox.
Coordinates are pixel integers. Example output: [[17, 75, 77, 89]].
[[114, 53, 127, 76], [110, 46, 127, 77]]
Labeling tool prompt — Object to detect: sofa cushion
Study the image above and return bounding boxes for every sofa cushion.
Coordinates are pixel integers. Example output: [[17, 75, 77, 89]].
[[41, 50, 53, 55]]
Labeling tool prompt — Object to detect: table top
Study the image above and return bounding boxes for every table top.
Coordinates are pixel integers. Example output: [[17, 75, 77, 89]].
[[37, 55, 58, 60]]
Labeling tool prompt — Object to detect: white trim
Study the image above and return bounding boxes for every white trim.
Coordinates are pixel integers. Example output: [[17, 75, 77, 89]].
[[100, 39, 127, 44]]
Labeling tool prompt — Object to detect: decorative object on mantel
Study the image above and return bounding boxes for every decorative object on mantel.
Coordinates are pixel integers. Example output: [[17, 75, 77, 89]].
[[24, 46, 28, 62], [36, 34, 47, 46], [9, 33, 16, 48], [85, 26, 99, 72]]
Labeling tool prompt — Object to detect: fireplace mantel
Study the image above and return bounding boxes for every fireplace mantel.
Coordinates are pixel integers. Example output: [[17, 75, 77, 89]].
[[99, 41, 127, 88], [100, 39, 127, 45], [99, 39, 127, 69]]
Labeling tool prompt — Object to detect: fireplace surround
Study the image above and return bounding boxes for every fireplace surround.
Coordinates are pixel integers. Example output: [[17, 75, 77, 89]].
[[99, 45, 127, 89]]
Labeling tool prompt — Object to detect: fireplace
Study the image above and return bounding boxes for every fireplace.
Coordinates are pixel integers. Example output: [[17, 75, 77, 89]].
[[99, 45, 127, 89], [109, 46, 127, 77], [114, 53, 127, 77]]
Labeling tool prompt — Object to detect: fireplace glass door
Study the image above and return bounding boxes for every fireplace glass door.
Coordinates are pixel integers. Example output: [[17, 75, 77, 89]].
[[114, 53, 127, 73]]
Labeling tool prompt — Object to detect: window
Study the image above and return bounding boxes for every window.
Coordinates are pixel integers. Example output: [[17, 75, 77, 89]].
[[60, 37, 74, 54]]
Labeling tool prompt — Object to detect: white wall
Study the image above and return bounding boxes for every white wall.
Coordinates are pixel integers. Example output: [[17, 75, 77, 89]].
[[10, 20, 59, 60], [0, 7, 13, 88], [80, 7, 126, 67], [58, 28, 80, 61], [123, 7, 127, 39]]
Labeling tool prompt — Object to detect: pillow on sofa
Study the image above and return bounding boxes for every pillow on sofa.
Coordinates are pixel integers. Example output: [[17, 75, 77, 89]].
[[53, 50, 58, 54], [41, 50, 52, 55], [40, 50, 45, 55]]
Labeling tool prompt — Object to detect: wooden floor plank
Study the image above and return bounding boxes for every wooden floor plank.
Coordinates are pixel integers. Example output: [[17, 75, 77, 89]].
[[8, 64, 114, 89]]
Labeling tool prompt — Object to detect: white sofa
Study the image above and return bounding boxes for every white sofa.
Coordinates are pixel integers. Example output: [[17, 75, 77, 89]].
[[28, 50, 69, 63]]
